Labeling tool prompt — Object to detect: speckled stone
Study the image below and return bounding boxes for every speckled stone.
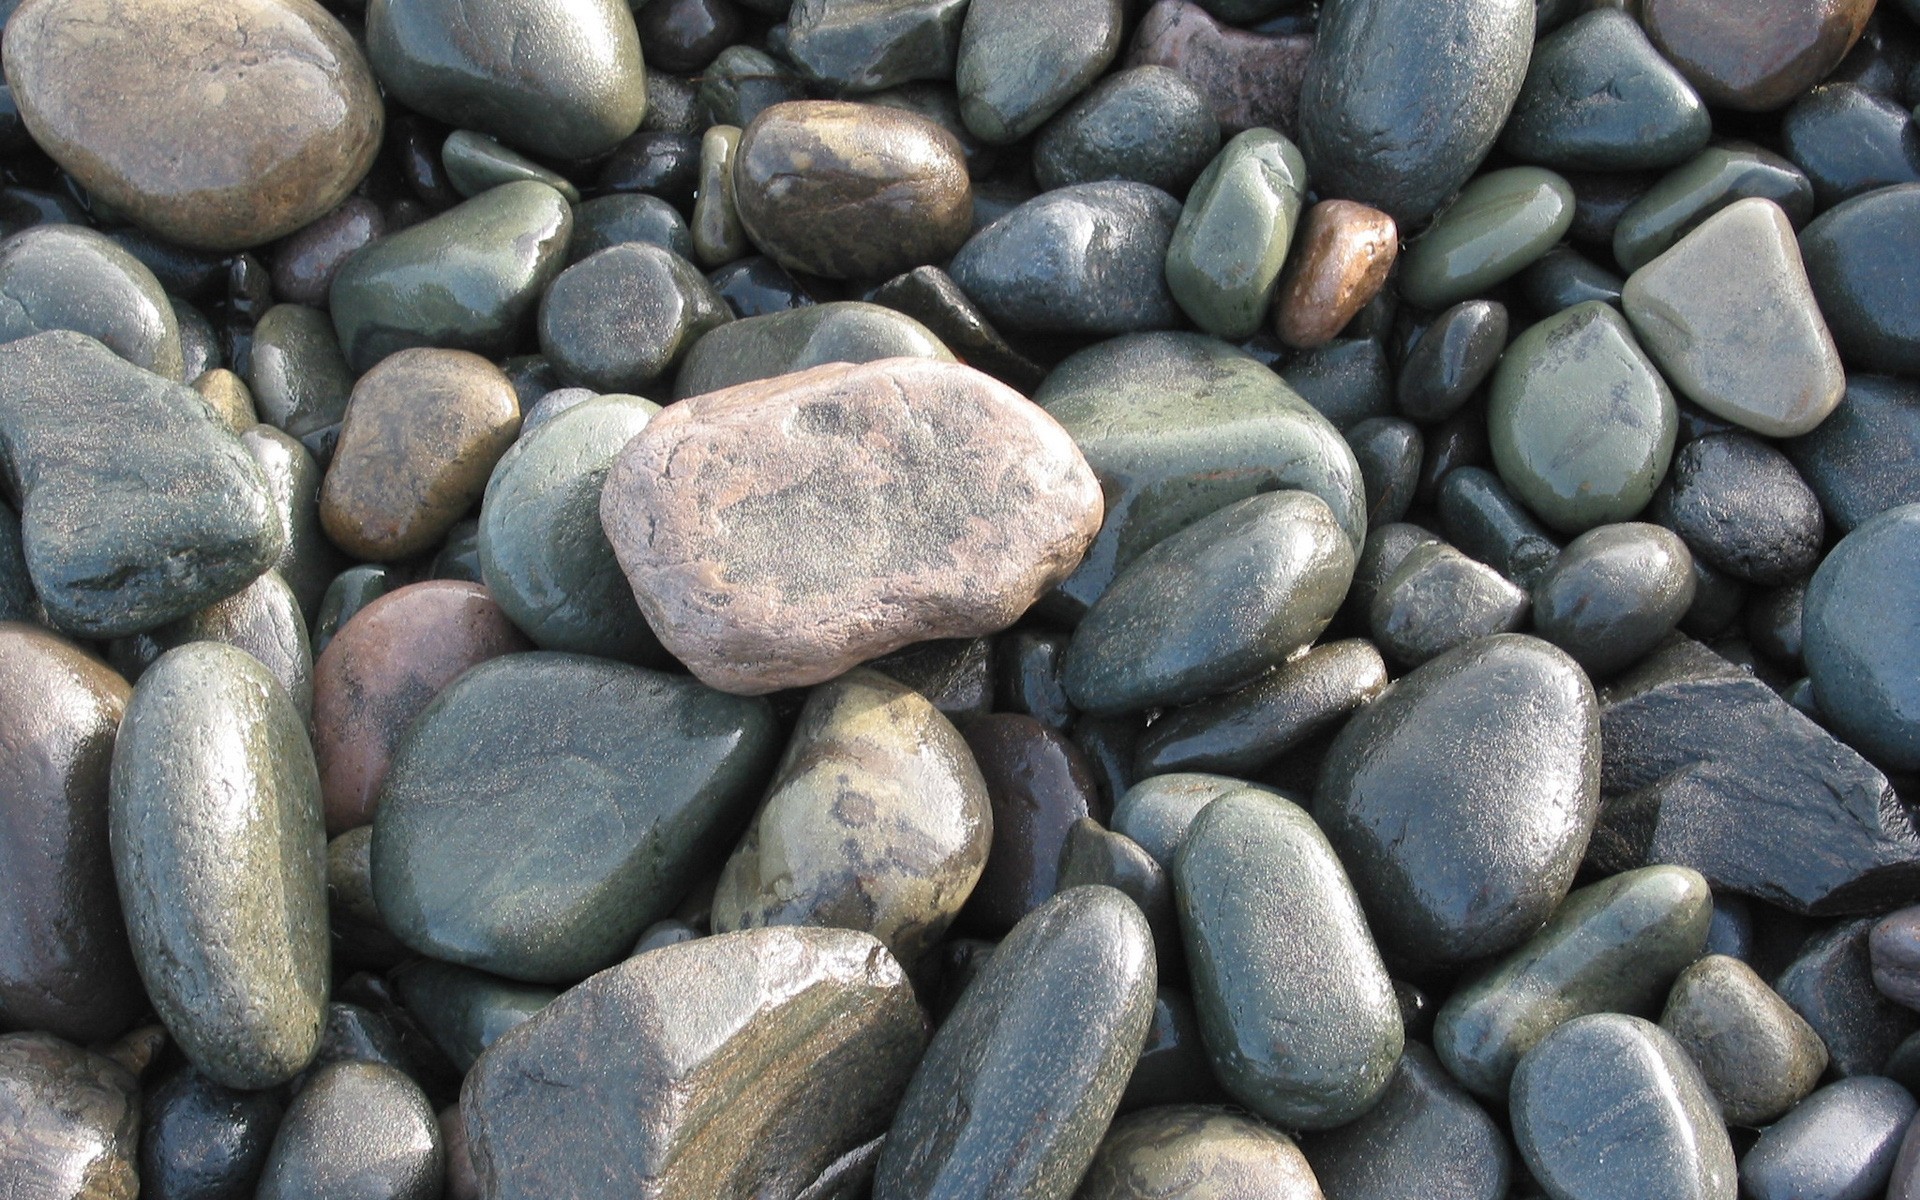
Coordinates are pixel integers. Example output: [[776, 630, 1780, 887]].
[[1532, 523, 1696, 676], [256, 1062, 442, 1200], [139, 1063, 286, 1200], [0, 1032, 141, 1199], [1779, 917, 1920, 1078], [1273, 200, 1399, 350], [1741, 1076, 1916, 1200], [1368, 541, 1530, 668], [1126, 1, 1313, 136], [248, 303, 354, 461], [1786, 376, 1920, 534], [1076, 1106, 1321, 1200], [120, 569, 314, 721], [391, 959, 554, 1073], [785, 0, 968, 93], [538, 243, 728, 393], [1300, 1042, 1512, 1200], [1651, 433, 1824, 586], [568, 194, 692, 264], [1801, 184, 1920, 378], [1660, 954, 1829, 1126], [1502, 10, 1710, 172], [0, 224, 183, 380], [1033, 66, 1220, 195], [673, 302, 952, 399], [955, 0, 1122, 145]]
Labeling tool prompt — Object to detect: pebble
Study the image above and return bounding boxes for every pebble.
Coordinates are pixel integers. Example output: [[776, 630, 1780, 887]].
[[1776, 918, 1920, 1078], [3, 0, 384, 250], [121, 569, 315, 721], [1651, 432, 1825, 586], [1175, 791, 1403, 1129], [1780, 84, 1920, 207], [1165, 129, 1307, 339], [1621, 197, 1845, 438], [865, 265, 1042, 391], [1300, 1043, 1513, 1200], [567, 194, 693, 264], [1509, 1013, 1736, 1200], [1033, 66, 1220, 195], [1434, 864, 1712, 1099], [1298, 0, 1534, 227], [711, 669, 991, 966], [1804, 503, 1920, 771], [1741, 1076, 1917, 1200], [601, 358, 1100, 694], [1075, 1105, 1321, 1200], [192, 368, 259, 435], [784, 0, 969, 94], [1530, 523, 1696, 675], [1063, 489, 1355, 715], [370, 653, 778, 982], [1400, 167, 1575, 311], [1397, 300, 1508, 424], [1111, 773, 1263, 870], [636, 0, 738, 74], [1879, 909, 1920, 1010], [442, 130, 581, 204], [139, 1063, 287, 1200], [1800, 184, 1920, 377], [1127, 2, 1313, 136], [950, 181, 1183, 336], [538, 243, 728, 393], [391, 958, 554, 1074], [1345, 415, 1419, 518], [1641, 0, 1875, 110], [311, 581, 529, 835], [874, 887, 1155, 1198], [256, 1061, 443, 1200], [0, 224, 184, 380], [366, 0, 645, 159], [319, 348, 521, 562], [955, 0, 1122, 144], [0, 1031, 141, 1197], [1438, 467, 1563, 589], [109, 642, 327, 1089], [1660, 954, 1831, 1126], [673, 301, 952, 399], [1613, 143, 1814, 275], [1273, 199, 1399, 350], [271, 198, 386, 309], [249, 303, 355, 461], [243, 424, 342, 622], [1058, 820, 1177, 963], [1367, 541, 1530, 668], [1787, 376, 1920, 533], [1502, 10, 1710, 172]]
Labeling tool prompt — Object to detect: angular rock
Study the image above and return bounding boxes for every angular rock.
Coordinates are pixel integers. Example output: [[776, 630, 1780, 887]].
[[1777, 918, 1920, 1078]]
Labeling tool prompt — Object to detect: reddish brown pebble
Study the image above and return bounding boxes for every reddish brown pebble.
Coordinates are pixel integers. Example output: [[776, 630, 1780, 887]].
[[1641, 0, 1874, 112], [1274, 200, 1399, 350], [319, 348, 521, 562], [601, 357, 1102, 695], [270, 196, 386, 308], [1127, 0, 1314, 135], [310, 581, 530, 835]]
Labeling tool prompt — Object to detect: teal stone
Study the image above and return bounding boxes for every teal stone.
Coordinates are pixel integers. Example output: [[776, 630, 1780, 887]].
[[370, 652, 779, 983], [442, 130, 581, 203], [0, 224, 183, 380], [874, 887, 1157, 1198], [330, 180, 572, 373], [955, 0, 1123, 145], [1033, 332, 1366, 619], [1111, 772, 1284, 869], [1613, 144, 1814, 274], [477, 395, 666, 664], [246, 304, 355, 460], [1433, 864, 1713, 1100], [1174, 791, 1404, 1130], [1401, 167, 1576, 310], [1501, 10, 1711, 172], [366, 0, 646, 159], [1800, 183, 1920, 378], [390, 958, 555, 1073], [1165, 128, 1308, 339], [1062, 490, 1355, 715], [672, 301, 952, 399], [109, 642, 328, 1090], [0, 331, 283, 638], [1488, 301, 1678, 533], [1803, 503, 1920, 770], [569, 194, 694, 264]]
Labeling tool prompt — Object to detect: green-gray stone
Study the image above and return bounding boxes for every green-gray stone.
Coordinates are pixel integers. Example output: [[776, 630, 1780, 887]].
[[442, 130, 581, 203], [1433, 864, 1713, 1100], [256, 1061, 442, 1200], [691, 125, 749, 269], [477, 394, 665, 663], [1034, 332, 1366, 620], [108, 641, 327, 1090], [710, 669, 992, 966], [370, 652, 779, 983], [1489, 301, 1678, 533], [1062, 489, 1355, 715], [1057, 820, 1177, 967], [1658, 954, 1828, 1126], [1298, 1043, 1513, 1200], [0, 500, 36, 623], [0, 224, 182, 380], [366, 0, 646, 159], [698, 46, 805, 129], [0, 331, 283, 638], [242, 424, 343, 623], [115, 569, 314, 721], [1032, 66, 1221, 196], [1174, 791, 1403, 1129], [330, 181, 573, 373], [569, 193, 694, 264], [537, 242, 729, 393], [1510, 1014, 1736, 1200], [1367, 541, 1530, 668], [954, 0, 1122, 145], [1400, 167, 1575, 311], [874, 886, 1156, 1199], [1531, 522, 1696, 676], [1803, 504, 1920, 771], [390, 958, 555, 1073], [1165, 129, 1308, 339], [1613, 144, 1814, 274], [1500, 10, 1710, 172], [786, 0, 969, 94], [1075, 1105, 1321, 1198], [1111, 772, 1284, 870], [247, 304, 355, 463], [673, 300, 952, 399], [311, 565, 389, 659]]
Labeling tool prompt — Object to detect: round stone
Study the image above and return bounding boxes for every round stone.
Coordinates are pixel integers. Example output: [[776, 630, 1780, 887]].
[[1299, 1043, 1513, 1200], [4, 0, 383, 250], [1652, 433, 1825, 586], [1076, 1106, 1320, 1199], [538, 243, 729, 392], [1531, 523, 1696, 676], [270, 197, 386, 308], [955, 0, 1123, 144], [1800, 183, 1920, 378], [256, 1062, 441, 1200], [1659, 954, 1829, 1126], [1642, 0, 1876, 111], [1804, 503, 1920, 770], [139, 1063, 286, 1200], [1032, 66, 1221, 195], [1741, 1076, 1917, 1200]]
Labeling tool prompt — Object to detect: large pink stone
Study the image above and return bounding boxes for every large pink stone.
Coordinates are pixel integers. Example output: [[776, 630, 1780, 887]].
[[601, 357, 1102, 694]]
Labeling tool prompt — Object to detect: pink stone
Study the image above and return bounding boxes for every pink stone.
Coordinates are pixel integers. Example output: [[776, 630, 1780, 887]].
[[1128, 0, 1314, 136]]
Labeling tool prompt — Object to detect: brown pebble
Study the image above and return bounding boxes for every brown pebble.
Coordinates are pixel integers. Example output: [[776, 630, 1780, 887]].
[[190, 368, 259, 434], [270, 197, 386, 308], [440, 1104, 482, 1200], [319, 348, 521, 562], [310, 580, 530, 835], [1127, 0, 1314, 136], [1273, 199, 1399, 350], [1641, 0, 1874, 112], [957, 713, 1103, 935]]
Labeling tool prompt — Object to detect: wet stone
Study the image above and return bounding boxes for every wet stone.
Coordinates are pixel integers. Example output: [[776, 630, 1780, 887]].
[[1614, 145, 1814, 275], [391, 960, 555, 1074], [1879, 909, 1920, 1012], [1438, 468, 1563, 590], [1122, 989, 1230, 1113], [310, 564, 390, 659], [864, 266, 1043, 392], [1502, 10, 1710, 172], [1057, 820, 1178, 965], [1368, 541, 1530, 669], [1345, 415, 1420, 521], [1273, 200, 1399, 351], [1779, 917, 1920, 1078], [1641, 0, 1875, 111], [868, 637, 994, 717], [1126, 2, 1313, 137], [1804, 503, 1920, 770], [599, 130, 702, 211], [0, 224, 183, 380], [1397, 300, 1508, 424], [635, 0, 738, 74], [1521, 243, 1626, 313], [0, 1032, 141, 1199], [710, 256, 816, 321], [785, 0, 968, 94], [1787, 376, 1920, 534], [539, 243, 728, 393], [1165, 128, 1307, 340], [1032, 66, 1221, 196], [1075, 1105, 1321, 1200], [1651, 432, 1824, 586], [1780, 83, 1920, 207], [441, 131, 581, 204], [673, 301, 951, 399], [1399, 167, 1575, 312], [1531, 523, 1696, 676], [270, 197, 386, 309], [1741, 1076, 1916, 1200], [955, 0, 1123, 145], [119, 569, 314, 721], [256, 1062, 442, 1200], [993, 631, 1075, 733], [1801, 184, 1920, 378], [699, 45, 807, 131], [1299, 1043, 1513, 1200], [1659, 954, 1829, 1126], [569, 194, 693, 265], [957, 713, 1100, 935], [140, 1063, 286, 1200]]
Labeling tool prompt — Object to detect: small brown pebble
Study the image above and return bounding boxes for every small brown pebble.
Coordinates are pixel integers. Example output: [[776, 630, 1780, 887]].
[[1274, 199, 1399, 350], [1641, 0, 1874, 112], [1127, 0, 1314, 136], [190, 368, 259, 433]]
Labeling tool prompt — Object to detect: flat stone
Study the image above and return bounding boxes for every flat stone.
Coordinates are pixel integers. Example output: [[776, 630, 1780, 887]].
[[1787, 376, 1920, 534], [1033, 66, 1220, 196], [1064, 490, 1354, 715], [1622, 197, 1845, 438], [4, 0, 383, 250], [1651, 432, 1824, 586], [1175, 790, 1403, 1129], [108, 642, 327, 1089], [0, 224, 182, 380], [1434, 864, 1713, 1099], [270, 197, 385, 308], [311, 581, 529, 836], [673, 301, 951, 399], [955, 714, 1101, 935], [1510, 1013, 1737, 1200], [1367, 542, 1530, 669], [1801, 184, 1920, 377], [1076, 1106, 1320, 1199], [1127, 1, 1313, 137], [874, 887, 1155, 1198], [329, 181, 572, 373], [0, 1032, 140, 1198], [1742, 1076, 1916, 1200], [950, 181, 1182, 336], [256, 1062, 441, 1200], [1660, 954, 1830, 1126], [371, 652, 778, 982], [955, 0, 1122, 144], [711, 669, 991, 966], [1614, 145, 1814, 275], [1273, 199, 1398, 350], [538, 243, 728, 393], [139, 1063, 286, 1200], [1532, 523, 1696, 676], [0, 625, 141, 1044], [1502, 10, 1711, 172], [466, 927, 926, 1200], [367, 0, 644, 159], [1299, 1042, 1512, 1200], [1165, 129, 1306, 339], [1400, 167, 1575, 311], [1643, 0, 1876, 111], [1779, 917, 1920, 1078], [0, 331, 282, 638], [1805, 503, 1920, 770], [1297, 0, 1534, 227], [785, 0, 968, 93], [248, 303, 354, 462], [602, 358, 1101, 694]]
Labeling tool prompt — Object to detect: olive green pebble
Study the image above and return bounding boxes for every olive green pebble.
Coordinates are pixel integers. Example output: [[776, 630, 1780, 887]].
[[1531, 522, 1696, 676], [1400, 167, 1575, 311], [1164, 128, 1307, 339], [442, 130, 581, 203], [693, 125, 751, 268], [1613, 144, 1814, 274], [1659, 954, 1828, 1126], [247, 303, 355, 463]]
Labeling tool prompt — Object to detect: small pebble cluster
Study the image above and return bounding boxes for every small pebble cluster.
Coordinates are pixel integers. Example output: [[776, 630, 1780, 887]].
[[4, 0, 1920, 1197]]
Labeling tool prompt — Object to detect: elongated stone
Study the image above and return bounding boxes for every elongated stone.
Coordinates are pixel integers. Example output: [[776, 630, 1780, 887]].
[[248, 303, 353, 461], [1164, 129, 1306, 339], [1614, 145, 1814, 274], [1400, 167, 1575, 311]]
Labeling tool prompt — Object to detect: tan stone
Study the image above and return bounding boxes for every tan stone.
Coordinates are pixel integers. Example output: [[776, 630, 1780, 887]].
[[191, 369, 258, 434], [4, 0, 384, 251], [602, 357, 1102, 694], [1274, 199, 1399, 350], [320, 349, 521, 562]]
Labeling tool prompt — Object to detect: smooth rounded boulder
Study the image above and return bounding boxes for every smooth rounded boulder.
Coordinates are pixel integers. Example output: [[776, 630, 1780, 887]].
[[1803, 503, 1920, 770], [108, 642, 328, 1090], [600, 358, 1102, 695]]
